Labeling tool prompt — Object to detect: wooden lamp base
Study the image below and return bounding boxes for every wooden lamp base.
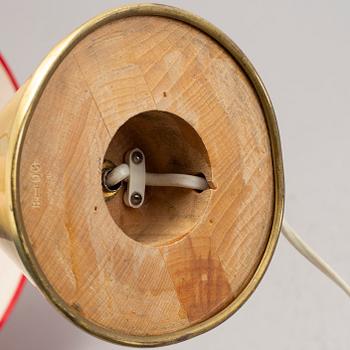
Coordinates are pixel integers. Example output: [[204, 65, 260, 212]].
[[0, 4, 284, 346]]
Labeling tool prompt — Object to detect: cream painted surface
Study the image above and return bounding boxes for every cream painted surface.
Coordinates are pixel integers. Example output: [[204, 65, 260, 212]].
[[0, 61, 23, 323]]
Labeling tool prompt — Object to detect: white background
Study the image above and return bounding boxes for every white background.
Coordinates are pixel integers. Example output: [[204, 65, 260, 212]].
[[0, 1, 349, 349]]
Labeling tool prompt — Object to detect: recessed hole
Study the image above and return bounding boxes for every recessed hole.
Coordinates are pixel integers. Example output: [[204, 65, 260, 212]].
[[103, 110, 212, 246]]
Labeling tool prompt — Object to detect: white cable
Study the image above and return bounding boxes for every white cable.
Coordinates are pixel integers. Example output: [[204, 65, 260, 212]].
[[145, 173, 208, 191], [282, 220, 350, 297], [105, 163, 209, 191], [105, 163, 130, 187]]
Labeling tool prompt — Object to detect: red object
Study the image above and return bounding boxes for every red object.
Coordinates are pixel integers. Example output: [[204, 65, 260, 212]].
[[0, 276, 26, 329], [0, 53, 19, 89], [0, 52, 26, 330]]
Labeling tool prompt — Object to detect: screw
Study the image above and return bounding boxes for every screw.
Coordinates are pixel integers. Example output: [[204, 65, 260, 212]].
[[131, 192, 142, 206], [131, 151, 143, 164]]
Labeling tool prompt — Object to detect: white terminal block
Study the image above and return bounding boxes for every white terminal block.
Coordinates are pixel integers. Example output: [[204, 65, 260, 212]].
[[124, 148, 146, 208]]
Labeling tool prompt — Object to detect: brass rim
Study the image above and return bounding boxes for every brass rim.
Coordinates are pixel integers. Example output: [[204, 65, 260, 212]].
[[9, 3, 284, 347]]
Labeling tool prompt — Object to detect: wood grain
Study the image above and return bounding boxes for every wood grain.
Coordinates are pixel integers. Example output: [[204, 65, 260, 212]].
[[18, 16, 274, 336]]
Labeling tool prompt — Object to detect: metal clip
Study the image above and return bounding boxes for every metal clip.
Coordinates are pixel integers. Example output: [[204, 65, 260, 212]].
[[124, 148, 146, 208]]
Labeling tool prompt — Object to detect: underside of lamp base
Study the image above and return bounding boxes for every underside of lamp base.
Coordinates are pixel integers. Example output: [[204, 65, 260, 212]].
[[0, 5, 284, 346]]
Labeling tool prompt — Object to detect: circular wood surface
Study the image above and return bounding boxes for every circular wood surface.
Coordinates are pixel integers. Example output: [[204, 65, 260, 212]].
[[18, 15, 274, 337]]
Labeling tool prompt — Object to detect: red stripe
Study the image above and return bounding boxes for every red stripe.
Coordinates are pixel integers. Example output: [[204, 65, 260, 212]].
[[0, 52, 25, 330], [0, 276, 26, 329], [0, 53, 19, 89]]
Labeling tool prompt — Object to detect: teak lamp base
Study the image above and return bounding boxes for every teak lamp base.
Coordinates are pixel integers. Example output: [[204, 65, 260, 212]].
[[0, 4, 284, 346]]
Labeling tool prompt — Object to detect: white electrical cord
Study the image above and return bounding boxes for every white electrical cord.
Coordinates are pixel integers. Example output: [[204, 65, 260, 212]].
[[105, 163, 129, 187], [105, 163, 209, 191], [145, 173, 208, 190], [282, 221, 350, 297], [105, 162, 350, 298]]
